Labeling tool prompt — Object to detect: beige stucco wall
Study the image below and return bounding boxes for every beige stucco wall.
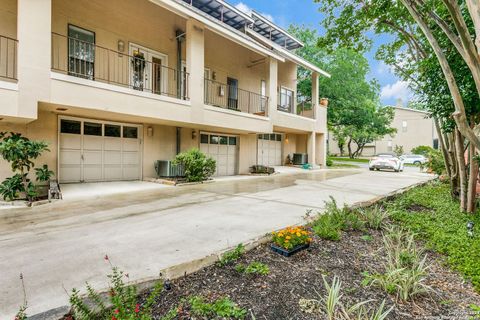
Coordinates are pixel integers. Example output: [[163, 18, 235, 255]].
[[205, 30, 267, 96], [0, 0, 16, 39], [52, 0, 185, 73], [0, 110, 58, 182], [278, 60, 297, 95]]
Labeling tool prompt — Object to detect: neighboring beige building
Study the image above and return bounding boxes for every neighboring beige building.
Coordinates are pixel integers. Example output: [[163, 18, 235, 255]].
[[329, 106, 437, 157], [0, 0, 329, 183]]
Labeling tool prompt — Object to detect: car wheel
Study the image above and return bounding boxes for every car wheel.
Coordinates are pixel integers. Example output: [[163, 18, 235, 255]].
[[413, 161, 421, 165], [395, 169, 400, 172], [369, 168, 374, 171]]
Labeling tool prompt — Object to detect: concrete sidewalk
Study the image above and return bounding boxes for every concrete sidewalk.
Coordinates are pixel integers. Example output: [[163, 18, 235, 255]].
[[0, 168, 433, 318]]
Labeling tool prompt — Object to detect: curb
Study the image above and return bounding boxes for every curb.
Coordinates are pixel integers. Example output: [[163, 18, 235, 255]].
[[29, 177, 435, 319]]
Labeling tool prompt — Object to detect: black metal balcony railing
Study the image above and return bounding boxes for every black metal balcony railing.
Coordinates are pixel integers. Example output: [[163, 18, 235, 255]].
[[277, 92, 315, 119], [0, 35, 18, 81], [204, 78, 268, 116], [51, 33, 189, 100]]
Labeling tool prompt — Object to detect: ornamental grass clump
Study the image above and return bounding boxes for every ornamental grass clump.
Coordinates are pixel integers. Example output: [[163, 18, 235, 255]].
[[272, 226, 312, 250]]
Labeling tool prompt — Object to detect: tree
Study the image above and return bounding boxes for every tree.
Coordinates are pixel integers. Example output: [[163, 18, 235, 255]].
[[314, 0, 480, 212], [288, 26, 395, 158], [0, 132, 50, 202]]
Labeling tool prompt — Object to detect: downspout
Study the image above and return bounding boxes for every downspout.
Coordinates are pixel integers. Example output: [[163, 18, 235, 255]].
[[176, 127, 181, 155], [176, 30, 186, 99]]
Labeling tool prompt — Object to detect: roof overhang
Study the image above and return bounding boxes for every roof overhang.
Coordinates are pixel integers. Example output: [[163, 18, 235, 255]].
[[149, 0, 285, 62], [250, 11, 304, 50], [245, 28, 331, 77]]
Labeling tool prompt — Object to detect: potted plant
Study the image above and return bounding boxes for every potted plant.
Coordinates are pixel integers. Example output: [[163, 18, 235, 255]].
[[271, 226, 312, 257]]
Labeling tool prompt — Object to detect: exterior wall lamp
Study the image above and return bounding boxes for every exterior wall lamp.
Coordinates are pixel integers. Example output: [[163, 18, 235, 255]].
[[118, 40, 125, 53], [192, 130, 197, 140], [147, 126, 153, 137]]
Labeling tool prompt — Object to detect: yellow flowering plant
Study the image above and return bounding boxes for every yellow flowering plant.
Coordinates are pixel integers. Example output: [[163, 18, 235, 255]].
[[271, 226, 313, 250]]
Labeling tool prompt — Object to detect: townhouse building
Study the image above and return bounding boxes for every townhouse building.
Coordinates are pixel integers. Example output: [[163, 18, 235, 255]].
[[0, 0, 329, 183]]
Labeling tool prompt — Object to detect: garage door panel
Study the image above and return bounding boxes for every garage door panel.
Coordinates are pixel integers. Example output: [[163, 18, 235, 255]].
[[60, 150, 81, 165], [123, 166, 140, 180], [104, 151, 122, 165], [104, 166, 122, 180], [123, 152, 140, 165], [84, 136, 103, 150], [123, 139, 140, 152], [60, 134, 82, 149], [59, 166, 81, 182], [83, 151, 102, 165], [104, 138, 122, 151], [83, 165, 103, 182]]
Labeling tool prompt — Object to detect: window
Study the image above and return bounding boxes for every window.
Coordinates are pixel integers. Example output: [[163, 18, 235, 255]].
[[84, 122, 102, 136], [229, 137, 237, 145], [105, 124, 121, 137], [200, 134, 209, 144], [270, 134, 276, 141], [258, 134, 263, 140], [68, 25, 95, 80], [219, 136, 228, 145], [210, 135, 219, 144], [276, 134, 282, 142], [279, 87, 294, 112], [123, 126, 138, 139], [402, 120, 408, 132], [60, 119, 81, 134]]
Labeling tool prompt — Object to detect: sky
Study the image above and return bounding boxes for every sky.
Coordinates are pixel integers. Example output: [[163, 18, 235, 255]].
[[233, 0, 412, 106]]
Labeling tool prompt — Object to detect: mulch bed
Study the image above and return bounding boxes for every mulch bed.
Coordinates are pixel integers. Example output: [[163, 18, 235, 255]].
[[142, 229, 480, 319]]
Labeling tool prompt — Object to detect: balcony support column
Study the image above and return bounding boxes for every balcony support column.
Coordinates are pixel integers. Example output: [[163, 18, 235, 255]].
[[17, 0, 52, 120], [307, 131, 316, 165], [311, 72, 320, 120], [186, 19, 205, 120], [316, 133, 326, 167], [266, 57, 278, 119]]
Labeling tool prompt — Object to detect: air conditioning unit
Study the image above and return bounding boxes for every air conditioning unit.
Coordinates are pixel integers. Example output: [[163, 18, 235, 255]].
[[292, 153, 308, 165], [154, 160, 185, 178]]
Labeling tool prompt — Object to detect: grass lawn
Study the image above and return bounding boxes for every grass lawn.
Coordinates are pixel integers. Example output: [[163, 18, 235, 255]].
[[328, 163, 361, 169], [329, 156, 370, 163], [383, 181, 480, 292]]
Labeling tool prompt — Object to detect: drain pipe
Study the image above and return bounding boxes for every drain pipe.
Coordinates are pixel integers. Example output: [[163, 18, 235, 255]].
[[176, 30, 186, 99], [176, 127, 181, 155]]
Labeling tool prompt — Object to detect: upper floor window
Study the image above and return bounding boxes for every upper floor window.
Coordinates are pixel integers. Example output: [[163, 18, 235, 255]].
[[279, 87, 294, 112], [68, 25, 95, 80], [402, 120, 408, 132]]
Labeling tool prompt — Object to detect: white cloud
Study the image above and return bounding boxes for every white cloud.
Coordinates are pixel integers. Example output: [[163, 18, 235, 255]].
[[234, 2, 274, 22], [380, 81, 413, 103]]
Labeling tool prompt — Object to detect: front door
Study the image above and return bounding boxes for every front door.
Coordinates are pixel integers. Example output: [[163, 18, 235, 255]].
[[130, 44, 167, 94], [227, 77, 238, 110]]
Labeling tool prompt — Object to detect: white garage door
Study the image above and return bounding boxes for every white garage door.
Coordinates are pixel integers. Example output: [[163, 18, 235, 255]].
[[59, 117, 142, 183], [200, 133, 238, 176], [257, 133, 282, 166]]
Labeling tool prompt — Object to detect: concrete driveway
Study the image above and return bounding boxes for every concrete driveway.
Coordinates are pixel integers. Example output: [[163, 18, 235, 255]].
[[0, 168, 433, 318]]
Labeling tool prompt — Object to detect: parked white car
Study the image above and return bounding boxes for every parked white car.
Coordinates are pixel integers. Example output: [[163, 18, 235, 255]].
[[400, 154, 428, 165], [369, 154, 405, 172]]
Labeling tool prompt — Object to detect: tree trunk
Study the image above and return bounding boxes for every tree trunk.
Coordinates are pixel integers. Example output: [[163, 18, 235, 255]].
[[467, 143, 478, 213], [434, 118, 452, 178], [400, 0, 480, 152], [455, 129, 467, 211], [347, 138, 353, 158], [448, 132, 460, 198]]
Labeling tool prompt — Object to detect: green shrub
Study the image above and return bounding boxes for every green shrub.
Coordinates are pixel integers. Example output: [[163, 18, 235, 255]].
[[188, 296, 247, 319], [0, 132, 49, 202], [173, 148, 216, 182], [385, 182, 480, 292], [35, 165, 54, 182], [69, 258, 163, 320], [235, 262, 269, 275], [357, 206, 390, 230], [411, 145, 435, 156], [393, 145, 404, 157], [326, 157, 333, 167], [0, 174, 24, 201], [311, 198, 364, 241], [422, 149, 445, 175], [218, 244, 244, 266], [363, 227, 431, 301], [299, 275, 392, 320]]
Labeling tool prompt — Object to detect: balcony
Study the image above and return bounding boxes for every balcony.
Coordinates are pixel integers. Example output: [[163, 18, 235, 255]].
[[51, 33, 189, 100], [204, 78, 268, 116], [277, 92, 315, 119], [0, 35, 18, 82]]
